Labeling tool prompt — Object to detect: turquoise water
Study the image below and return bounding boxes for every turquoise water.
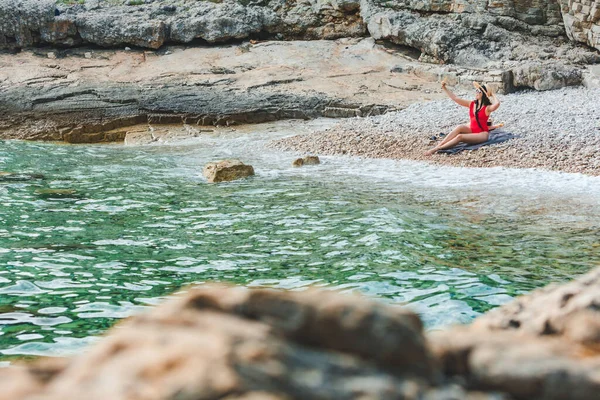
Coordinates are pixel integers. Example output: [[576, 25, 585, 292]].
[[1, 120, 599, 360]]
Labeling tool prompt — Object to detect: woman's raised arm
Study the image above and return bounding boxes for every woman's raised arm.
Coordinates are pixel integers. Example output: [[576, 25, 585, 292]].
[[442, 81, 470, 107], [486, 87, 501, 114]]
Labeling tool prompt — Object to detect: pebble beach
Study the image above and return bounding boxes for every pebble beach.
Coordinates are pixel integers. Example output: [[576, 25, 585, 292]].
[[270, 87, 600, 176]]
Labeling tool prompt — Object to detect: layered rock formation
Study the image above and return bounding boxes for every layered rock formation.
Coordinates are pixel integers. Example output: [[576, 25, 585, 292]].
[[0, 39, 439, 141], [0, 0, 599, 142], [1, 0, 598, 67], [2, 267, 599, 399], [0, 0, 365, 50], [562, 0, 600, 50]]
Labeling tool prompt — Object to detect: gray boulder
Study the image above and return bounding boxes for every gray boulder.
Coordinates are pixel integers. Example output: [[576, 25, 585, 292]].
[[0, 0, 365, 51], [361, 0, 599, 69], [511, 61, 584, 91]]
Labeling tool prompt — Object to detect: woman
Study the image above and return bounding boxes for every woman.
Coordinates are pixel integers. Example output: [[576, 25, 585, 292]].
[[425, 81, 500, 156]]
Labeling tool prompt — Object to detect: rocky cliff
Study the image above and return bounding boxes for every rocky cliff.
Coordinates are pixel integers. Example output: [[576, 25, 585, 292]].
[[1, 0, 599, 66], [562, 0, 600, 50], [1, 266, 599, 400], [1, 0, 599, 142]]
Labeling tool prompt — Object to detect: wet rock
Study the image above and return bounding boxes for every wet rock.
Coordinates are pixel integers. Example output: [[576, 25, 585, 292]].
[[63, 129, 128, 144], [292, 155, 320, 167], [0, 80, 354, 141], [124, 129, 154, 146], [302, 155, 320, 165], [203, 159, 255, 183]]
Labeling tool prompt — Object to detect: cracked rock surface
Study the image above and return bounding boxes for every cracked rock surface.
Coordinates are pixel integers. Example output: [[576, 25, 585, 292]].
[[0, 38, 443, 141]]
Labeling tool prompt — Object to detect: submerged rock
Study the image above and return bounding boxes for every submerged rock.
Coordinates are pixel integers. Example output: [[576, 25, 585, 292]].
[[35, 188, 77, 198], [203, 159, 255, 183], [0, 172, 45, 182]]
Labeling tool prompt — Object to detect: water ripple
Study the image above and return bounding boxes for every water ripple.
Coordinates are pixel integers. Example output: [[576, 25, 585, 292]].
[[0, 123, 598, 359]]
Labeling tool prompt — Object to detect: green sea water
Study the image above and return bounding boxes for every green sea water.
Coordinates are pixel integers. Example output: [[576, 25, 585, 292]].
[[1, 120, 599, 360]]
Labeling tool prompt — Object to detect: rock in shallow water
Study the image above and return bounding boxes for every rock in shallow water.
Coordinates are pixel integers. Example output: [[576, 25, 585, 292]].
[[203, 159, 255, 183], [291, 155, 320, 167], [0, 172, 45, 182], [34, 188, 77, 198]]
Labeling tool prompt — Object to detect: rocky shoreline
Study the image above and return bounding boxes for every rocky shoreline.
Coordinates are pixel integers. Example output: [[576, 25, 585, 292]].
[[270, 86, 600, 176], [2, 266, 599, 400], [0, 38, 444, 142], [1, 0, 599, 147]]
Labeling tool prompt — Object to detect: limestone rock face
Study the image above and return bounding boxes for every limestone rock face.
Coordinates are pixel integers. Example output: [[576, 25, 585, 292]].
[[561, 0, 600, 51], [1, 0, 598, 65], [361, 0, 599, 68], [0, 0, 56, 49], [1, 0, 599, 95], [0, 0, 365, 51], [203, 159, 255, 183]]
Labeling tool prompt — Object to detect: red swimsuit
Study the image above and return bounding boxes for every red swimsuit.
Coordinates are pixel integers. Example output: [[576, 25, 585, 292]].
[[469, 101, 489, 133]]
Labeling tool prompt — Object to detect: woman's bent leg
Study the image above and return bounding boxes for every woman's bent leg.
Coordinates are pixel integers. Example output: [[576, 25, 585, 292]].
[[434, 132, 489, 151], [437, 124, 470, 147], [425, 125, 471, 155]]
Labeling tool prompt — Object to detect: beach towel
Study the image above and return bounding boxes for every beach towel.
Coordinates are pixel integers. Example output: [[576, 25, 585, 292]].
[[438, 130, 518, 155]]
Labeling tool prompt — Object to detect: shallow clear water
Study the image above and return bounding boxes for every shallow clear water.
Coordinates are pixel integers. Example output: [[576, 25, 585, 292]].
[[1, 119, 599, 360]]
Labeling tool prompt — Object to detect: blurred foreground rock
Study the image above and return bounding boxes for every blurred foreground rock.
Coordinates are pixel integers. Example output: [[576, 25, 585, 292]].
[[2, 267, 599, 400], [203, 159, 255, 183], [431, 266, 600, 400]]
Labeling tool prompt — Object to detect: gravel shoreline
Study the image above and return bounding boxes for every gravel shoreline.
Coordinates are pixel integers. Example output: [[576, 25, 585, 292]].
[[270, 87, 600, 176]]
